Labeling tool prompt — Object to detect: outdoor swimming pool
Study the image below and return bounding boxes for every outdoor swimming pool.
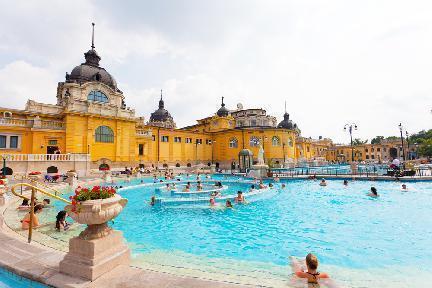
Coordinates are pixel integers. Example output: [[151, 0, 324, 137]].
[[9, 175, 432, 287], [0, 267, 47, 288]]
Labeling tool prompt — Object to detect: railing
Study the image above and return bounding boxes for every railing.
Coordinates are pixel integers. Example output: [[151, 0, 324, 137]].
[[40, 120, 65, 130], [3, 154, 90, 162], [0, 118, 33, 127], [136, 129, 152, 137], [13, 174, 64, 196]]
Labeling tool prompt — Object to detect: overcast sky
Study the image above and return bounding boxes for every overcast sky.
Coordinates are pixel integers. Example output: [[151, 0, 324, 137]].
[[0, 0, 431, 143]]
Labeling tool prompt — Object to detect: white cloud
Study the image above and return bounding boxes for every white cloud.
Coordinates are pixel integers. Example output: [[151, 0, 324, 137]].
[[0, 0, 431, 143], [0, 61, 57, 108]]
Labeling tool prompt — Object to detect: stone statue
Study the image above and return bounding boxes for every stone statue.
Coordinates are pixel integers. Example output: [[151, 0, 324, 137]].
[[257, 144, 265, 165]]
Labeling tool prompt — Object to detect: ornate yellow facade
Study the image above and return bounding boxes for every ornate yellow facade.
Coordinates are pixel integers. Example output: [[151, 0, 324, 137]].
[[0, 43, 325, 171]]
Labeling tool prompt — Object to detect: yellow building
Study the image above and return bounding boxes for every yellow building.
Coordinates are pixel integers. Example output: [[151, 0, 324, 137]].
[[0, 42, 306, 173]]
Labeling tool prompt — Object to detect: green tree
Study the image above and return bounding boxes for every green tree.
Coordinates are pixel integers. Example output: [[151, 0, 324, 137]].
[[371, 136, 384, 144], [418, 139, 432, 157], [352, 138, 368, 145]]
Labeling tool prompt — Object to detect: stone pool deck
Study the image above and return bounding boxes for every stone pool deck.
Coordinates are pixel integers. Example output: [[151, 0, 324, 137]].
[[0, 195, 248, 288]]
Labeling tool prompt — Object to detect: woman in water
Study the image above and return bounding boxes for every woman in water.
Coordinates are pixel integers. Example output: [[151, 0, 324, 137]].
[[235, 191, 245, 203], [165, 183, 171, 191], [209, 197, 216, 207], [55, 210, 70, 231], [197, 181, 203, 191], [290, 253, 333, 286], [367, 187, 379, 198], [21, 204, 43, 229], [17, 199, 30, 211], [183, 182, 191, 192], [258, 180, 266, 189], [226, 200, 233, 208]]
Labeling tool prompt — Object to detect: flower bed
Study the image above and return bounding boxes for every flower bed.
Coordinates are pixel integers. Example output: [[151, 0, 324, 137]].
[[70, 186, 116, 212]]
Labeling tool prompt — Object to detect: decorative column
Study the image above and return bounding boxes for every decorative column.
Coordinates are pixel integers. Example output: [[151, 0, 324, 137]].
[[66, 171, 78, 187]]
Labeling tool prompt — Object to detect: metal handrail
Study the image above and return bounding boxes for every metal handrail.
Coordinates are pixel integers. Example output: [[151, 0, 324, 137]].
[[10, 183, 71, 204], [13, 174, 64, 196]]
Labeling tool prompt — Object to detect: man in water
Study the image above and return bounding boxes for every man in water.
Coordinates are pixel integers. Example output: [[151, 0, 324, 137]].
[[319, 179, 327, 186]]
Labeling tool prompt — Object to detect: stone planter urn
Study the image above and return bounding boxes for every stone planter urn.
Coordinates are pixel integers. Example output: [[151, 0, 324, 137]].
[[60, 194, 130, 280], [65, 194, 127, 240]]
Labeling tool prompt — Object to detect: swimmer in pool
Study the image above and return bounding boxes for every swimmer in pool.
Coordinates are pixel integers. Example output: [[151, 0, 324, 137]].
[[165, 183, 171, 191], [225, 200, 233, 208], [209, 197, 216, 207], [281, 183, 286, 188], [150, 196, 156, 206], [197, 181, 203, 191], [235, 191, 245, 203], [367, 187, 379, 198], [343, 180, 348, 186], [183, 182, 191, 192], [401, 184, 408, 191], [258, 180, 266, 189], [290, 254, 331, 286], [319, 179, 327, 186], [250, 184, 255, 191]]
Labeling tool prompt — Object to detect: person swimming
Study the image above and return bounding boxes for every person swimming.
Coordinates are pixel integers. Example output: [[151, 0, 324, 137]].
[[281, 183, 286, 188], [258, 180, 266, 189], [290, 253, 330, 285], [183, 182, 191, 192], [250, 184, 255, 191], [21, 204, 44, 229], [17, 199, 30, 210], [209, 197, 216, 207], [367, 187, 379, 198], [319, 179, 327, 186], [197, 181, 203, 191], [55, 210, 70, 231], [343, 180, 348, 186], [401, 184, 408, 191], [226, 200, 233, 208], [150, 196, 156, 206], [235, 191, 245, 203], [269, 183, 273, 188], [165, 183, 171, 191]]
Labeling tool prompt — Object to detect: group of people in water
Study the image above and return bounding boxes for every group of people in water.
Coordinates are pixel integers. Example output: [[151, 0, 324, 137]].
[[18, 198, 70, 231]]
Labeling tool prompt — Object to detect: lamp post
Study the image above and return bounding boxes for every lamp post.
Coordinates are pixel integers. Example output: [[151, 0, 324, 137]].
[[261, 135, 268, 163], [405, 131, 410, 160], [282, 143, 286, 163], [398, 123, 406, 161], [343, 123, 358, 162], [1, 154, 9, 177]]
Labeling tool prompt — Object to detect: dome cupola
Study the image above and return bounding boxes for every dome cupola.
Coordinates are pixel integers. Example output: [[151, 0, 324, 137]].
[[216, 96, 229, 117], [65, 23, 120, 92], [148, 90, 176, 128]]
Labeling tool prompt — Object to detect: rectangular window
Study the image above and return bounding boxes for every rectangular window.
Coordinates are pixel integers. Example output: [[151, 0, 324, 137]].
[[10, 136, 18, 148], [377, 148, 380, 152], [371, 155, 375, 159], [185, 138, 192, 143], [0, 135, 6, 148], [48, 139, 58, 146], [138, 144, 144, 156], [206, 139, 212, 145], [174, 137, 182, 143], [152, 135, 156, 141], [196, 139, 202, 144], [366, 155, 369, 159], [161, 136, 169, 142], [371, 148, 374, 152]]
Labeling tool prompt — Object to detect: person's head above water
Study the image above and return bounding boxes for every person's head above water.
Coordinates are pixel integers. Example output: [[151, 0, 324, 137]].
[[371, 187, 377, 195], [237, 191, 243, 195], [343, 180, 348, 185], [321, 178, 326, 182], [402, 184, 407, 189], [306, 253, 319, 270]]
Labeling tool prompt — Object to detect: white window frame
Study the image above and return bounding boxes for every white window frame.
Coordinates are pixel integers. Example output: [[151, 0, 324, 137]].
[[0, 133, 22, 150]]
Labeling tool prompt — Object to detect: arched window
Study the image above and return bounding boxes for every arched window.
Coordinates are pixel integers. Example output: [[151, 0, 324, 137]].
[[88, 90, 109, 103], [229, 137, 238, 148], [272, 136, 281, 146], [288, 137, 293, 147], [250, 136, 260, 147], [95, 126, 114, 143]]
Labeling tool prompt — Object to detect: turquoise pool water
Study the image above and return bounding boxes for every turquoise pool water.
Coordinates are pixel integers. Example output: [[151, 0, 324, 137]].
[[46, 175, 432, 287], [0, 267, 47, 288]]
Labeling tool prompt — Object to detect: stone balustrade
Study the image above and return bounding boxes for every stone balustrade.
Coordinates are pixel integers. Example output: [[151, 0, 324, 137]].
[[2, 154, 90, 162], [0, 117, 65, 130]]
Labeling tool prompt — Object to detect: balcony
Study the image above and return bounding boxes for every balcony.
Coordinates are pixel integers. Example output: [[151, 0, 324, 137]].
[[2, 153, 90, 162], [0, 118, 65, 130]]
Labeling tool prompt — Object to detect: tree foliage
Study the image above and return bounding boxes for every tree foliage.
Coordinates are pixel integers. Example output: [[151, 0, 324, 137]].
[[352, 138, 368, 145], [371, 136, 384, 144]]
